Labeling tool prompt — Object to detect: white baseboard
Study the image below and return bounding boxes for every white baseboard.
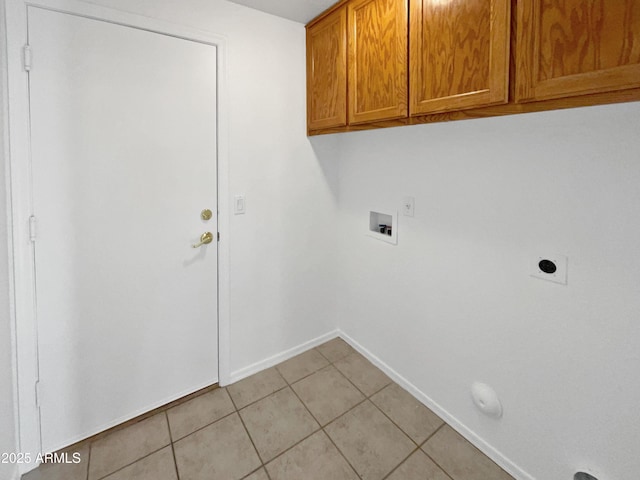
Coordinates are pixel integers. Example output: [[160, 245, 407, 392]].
[[226, 329, 340, 385], [337, 330, 535, 480]]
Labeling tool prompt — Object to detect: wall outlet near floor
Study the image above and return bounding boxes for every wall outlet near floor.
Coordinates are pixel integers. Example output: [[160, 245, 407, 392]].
[[531, 254, 568, 285]]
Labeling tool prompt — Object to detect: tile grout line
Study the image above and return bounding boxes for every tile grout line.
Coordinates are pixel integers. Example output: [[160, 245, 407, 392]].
[[316, 343, 366, 477], [246, 366, 335, 475], [165, 411, 181, 480], [227, 385, 270, 471], [318, 347, 381, 480], [260, 426, 324, 474], [419, 422, 446, 448], [90, 406, 174, 480], [85, 441, 92, 480], [286, 360, 368, 479], [314, 345, 335, 364], [421, 451, 456, 480], [275, 359, 330, 386], [239, 465, 267, 480], [419, 424, 457, 480], [367, 386, 428, 449], [169, 407, 237, 443], [165, 410, 176, 443], [328, 345, 459, 472], [93, 444, 169, 480], [231, 383, 290, 412], [321, 345, 444, 479], [379, 445, 422, 480], [329, 349, 392, 400], [285, 376, 362, 476], [230, 364, 334, 479], [279, 345, 403, 478], [248, 382, 325, 470], [324, 344, 478, 480], [169, 442, 181, 480], [287, 378, 323, 428], [321, 429, 363, 480]]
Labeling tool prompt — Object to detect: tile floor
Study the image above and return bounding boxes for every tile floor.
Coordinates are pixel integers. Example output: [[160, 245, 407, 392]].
[[23, 338, 515, 480]]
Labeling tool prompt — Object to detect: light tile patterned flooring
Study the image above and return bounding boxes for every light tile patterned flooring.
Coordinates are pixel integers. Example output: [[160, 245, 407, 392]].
[[24, 338, 515, 480]]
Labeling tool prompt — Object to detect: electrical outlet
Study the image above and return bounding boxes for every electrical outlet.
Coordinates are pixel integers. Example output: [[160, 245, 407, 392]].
[[531, 254, 568, 285], [402, 196, 415, 217]]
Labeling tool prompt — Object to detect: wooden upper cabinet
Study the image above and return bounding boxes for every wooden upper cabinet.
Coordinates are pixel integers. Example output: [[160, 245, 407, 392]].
[[409, 0, 510, 116], [307, 7, 347, 130], [348, 0, 408, 124], [516, 0, 640, 102]]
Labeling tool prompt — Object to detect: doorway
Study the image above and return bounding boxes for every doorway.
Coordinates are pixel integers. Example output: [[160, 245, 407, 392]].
[[26, 6, 220, 453]]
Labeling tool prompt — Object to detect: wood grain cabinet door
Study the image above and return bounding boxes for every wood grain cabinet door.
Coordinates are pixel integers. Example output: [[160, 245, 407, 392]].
[[409, 0, 510, 116], [516, 0, 640, 102], [348, 0, 408, 124], [307, 7, 347, 130]]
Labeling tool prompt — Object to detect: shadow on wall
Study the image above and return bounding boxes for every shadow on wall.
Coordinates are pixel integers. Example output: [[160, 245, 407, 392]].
[[309, 135, 341, 200]]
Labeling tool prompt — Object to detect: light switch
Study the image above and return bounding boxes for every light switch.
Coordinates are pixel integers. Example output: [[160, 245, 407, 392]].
[[402, 196, 415, 217], [234, 195, 246, 215]]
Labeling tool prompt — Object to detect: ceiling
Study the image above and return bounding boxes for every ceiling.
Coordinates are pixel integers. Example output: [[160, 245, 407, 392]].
[[227, 0, 337, 23]]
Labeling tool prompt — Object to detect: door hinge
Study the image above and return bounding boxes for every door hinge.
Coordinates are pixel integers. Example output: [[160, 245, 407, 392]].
[[35, 380, 41, 407], [29, 215, 37, 242], [23, 45, 32, 72]]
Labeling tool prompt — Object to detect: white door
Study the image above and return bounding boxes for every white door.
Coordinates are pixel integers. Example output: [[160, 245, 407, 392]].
[[28, 7, 219, 452]]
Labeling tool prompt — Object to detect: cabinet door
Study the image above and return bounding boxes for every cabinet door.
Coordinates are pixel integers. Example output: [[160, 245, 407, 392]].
[[348, 0, 408, 124], [409, 0, 510, 116], [516, 0, 640, 102], [307, 7, 347, 130]]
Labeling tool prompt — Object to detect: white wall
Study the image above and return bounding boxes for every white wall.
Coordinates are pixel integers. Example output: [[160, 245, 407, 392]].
[[330, 102, 640, 480], [0, 2, 18, 478], [3, 0, 340, 471], [4, 1, 638, 479], [78, 0, 341, 377]]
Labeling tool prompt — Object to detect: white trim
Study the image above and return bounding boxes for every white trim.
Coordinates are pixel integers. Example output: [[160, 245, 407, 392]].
[[5, 0, 39, 472], [5, 0, 231, 473], [337, 330, 535, 480], [228, 330, 340, 384], [1, 0, 22, 473], [216, 46, 231, 386]]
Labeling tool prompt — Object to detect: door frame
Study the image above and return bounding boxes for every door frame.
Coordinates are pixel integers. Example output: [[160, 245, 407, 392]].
[[2, 0, 231, 473]]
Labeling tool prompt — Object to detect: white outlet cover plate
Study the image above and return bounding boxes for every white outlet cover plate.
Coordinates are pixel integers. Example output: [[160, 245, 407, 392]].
[[234, 195, 246, 215], [531, 254, 568, 285], [402, 196, 415, 217]]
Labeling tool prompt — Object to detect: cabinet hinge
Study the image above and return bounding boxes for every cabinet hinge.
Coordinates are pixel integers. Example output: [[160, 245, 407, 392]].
[[23, 45, 32, 72], [29, 215, 37, 242]]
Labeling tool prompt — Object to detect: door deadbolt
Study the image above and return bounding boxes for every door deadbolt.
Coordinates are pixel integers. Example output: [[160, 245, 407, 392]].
[[201, 209, 213, 221]]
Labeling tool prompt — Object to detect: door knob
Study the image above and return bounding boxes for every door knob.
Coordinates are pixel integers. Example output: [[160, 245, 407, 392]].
[[192, 232, 214, 248]]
